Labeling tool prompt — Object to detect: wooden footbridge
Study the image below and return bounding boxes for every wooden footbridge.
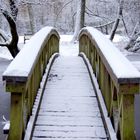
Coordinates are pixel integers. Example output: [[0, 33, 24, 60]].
[[2, 27, 140, 140]]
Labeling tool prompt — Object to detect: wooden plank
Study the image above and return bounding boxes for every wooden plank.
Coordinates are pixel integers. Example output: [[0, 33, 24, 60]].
[[32, 137, 107, 140], [33, 129, 106, 138], [36, 110, 101, 117]]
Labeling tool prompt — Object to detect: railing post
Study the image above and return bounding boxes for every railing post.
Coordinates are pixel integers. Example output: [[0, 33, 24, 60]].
[[8, 92, 24, 140], [119, 84, 139, 140]]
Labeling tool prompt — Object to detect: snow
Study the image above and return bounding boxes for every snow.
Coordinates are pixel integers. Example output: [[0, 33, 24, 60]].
[[0, 47, 13, 60], [132, 61, 140, 71], [80, 27, 140, 79], [59, 35, 78, 56], [3, 26, 59, 79]]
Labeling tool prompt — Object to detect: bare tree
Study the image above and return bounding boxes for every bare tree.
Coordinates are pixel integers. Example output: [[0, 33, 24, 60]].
[[72, 0, 86, 42], [0, 9, 19, 57]]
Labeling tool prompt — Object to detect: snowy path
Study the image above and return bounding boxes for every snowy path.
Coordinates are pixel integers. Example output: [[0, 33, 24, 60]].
[[32, 56, 107, 140]]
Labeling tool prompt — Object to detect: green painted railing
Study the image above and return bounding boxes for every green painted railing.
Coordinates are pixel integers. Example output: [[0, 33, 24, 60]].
[[79, 27, 140, 140], [3, 27, 60, 140]]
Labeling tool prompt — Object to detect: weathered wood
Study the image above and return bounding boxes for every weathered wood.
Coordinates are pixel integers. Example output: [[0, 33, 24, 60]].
[[120, 94, 135, 140]]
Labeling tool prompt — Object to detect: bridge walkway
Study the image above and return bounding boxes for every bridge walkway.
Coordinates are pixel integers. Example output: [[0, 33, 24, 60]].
[[31, 56, 107, 140]]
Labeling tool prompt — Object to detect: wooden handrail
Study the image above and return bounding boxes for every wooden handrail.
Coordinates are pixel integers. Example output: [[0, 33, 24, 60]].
[[2, 26, 60, 140], [79, 27, 140, 140]]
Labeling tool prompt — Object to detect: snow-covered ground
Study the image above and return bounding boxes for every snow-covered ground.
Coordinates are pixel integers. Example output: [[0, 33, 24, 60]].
[[59, 35, 79, 56]]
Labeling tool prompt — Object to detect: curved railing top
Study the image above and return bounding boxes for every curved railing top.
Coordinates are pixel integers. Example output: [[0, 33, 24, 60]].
[[79, 27, 140, 84], [3, 26, 60, 83]]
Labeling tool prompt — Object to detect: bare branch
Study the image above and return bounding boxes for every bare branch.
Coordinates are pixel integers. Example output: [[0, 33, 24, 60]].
[[85, 6, 111, 21], [0, 29, 10, 42], [94, 20, 115, 28], [54, 0, 73, 26], [121, 14, 129, 36]]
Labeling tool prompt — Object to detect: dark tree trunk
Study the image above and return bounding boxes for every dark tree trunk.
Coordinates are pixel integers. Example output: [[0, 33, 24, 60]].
[[1, 9, 19, 57]]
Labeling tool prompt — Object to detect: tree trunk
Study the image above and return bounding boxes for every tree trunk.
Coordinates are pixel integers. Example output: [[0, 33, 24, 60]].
[[27, 3, 36, 34], [110, 0, 124, 41], [72, 0, 86, 42]]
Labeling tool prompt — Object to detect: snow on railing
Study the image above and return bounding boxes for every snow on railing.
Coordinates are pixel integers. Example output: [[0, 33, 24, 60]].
[[2, 26, 60, 140], [79, 27, 140, 140]]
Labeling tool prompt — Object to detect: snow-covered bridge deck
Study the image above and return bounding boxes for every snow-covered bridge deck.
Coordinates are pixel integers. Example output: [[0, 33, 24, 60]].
[[2, 26, 140, 140], [31, 56, 107, 140]]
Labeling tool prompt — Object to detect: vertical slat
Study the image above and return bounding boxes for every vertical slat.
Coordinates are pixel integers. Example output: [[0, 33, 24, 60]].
[[104, 71, 111, 112], [120, 93, 135, 140]]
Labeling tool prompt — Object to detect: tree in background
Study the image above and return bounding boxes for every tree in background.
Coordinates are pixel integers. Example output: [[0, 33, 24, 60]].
[[72, 0, 86, 42]]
